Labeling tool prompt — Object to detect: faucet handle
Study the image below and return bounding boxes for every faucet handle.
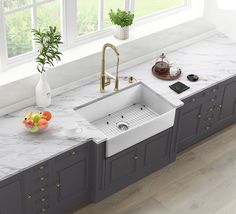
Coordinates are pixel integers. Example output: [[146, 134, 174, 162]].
[[128, 76, 137, 83]]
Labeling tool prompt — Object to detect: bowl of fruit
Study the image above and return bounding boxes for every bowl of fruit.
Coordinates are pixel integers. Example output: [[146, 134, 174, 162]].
[[22, 111, 52, 133]]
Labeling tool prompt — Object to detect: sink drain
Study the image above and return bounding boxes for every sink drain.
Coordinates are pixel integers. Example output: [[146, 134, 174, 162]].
[[116, 121, 129, 131]]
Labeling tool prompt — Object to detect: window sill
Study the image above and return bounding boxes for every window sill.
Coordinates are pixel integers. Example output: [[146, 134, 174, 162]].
[[0, 2, 204, 87]]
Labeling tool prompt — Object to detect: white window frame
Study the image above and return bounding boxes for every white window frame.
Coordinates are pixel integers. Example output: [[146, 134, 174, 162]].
[[0, 0, 189, 72]]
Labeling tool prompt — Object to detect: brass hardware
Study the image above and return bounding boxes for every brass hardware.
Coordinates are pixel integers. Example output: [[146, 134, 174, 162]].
[[100, 43, 120, 92], [212, 88, 217, 92], [134, 155, 139, 160], [208, 117, 212, 121], [39, 166, 44, 170], [209, 108, 213, 112], [211, 98, 215, 102], [71, 151, 76, 155], [56, 183, 60, 188], [192, 98, 196, 102], [40, 187, 45, 192], [128, 76, 137, 84], [40, 176, 45, 181], [42, 208, 46, 212], [206, 126, 210, 130], [41, 198, 46, 202], [219, 104, 222, 108], [198, 114, 201, 119], [27, 194, 32, 199]]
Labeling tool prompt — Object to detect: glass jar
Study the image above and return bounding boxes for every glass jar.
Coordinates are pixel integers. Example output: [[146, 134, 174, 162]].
[[154, 53, 170, 76]]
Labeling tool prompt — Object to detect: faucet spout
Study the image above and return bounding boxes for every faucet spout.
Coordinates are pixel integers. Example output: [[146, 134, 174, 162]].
[[100, 43, 120, 93]]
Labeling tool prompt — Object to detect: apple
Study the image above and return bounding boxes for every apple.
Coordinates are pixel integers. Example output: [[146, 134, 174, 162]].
[[25, 119, 34, 128], [38, 119, 48, 129], [31, 113, 41, 123], [29, 126, 39, 133]]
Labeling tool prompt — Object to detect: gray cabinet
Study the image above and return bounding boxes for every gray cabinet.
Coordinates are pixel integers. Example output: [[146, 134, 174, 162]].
[[177, 92, 206, 152], [104, 129, 172, 196], [218, 77, 236, 123], [0, 176, 24, 214], [53, 144, 90, 214]]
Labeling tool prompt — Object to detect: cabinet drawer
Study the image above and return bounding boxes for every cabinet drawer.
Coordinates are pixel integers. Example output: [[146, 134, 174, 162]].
[[55, 144, 88, 167]]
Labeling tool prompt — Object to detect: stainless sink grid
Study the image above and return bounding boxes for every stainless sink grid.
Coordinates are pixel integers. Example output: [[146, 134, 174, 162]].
[[91, 104, 158, 138]]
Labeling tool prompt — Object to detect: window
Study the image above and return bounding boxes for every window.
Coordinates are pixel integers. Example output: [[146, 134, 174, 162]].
[[218, 0, 236, 10], [0, 0, 187, 71], [134, 0, 185, 19]]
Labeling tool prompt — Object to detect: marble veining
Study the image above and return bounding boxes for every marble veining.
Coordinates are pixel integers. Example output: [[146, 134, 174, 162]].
[[0, 32, 235, 181]]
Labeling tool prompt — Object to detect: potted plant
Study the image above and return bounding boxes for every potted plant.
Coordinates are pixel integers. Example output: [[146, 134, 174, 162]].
[[109, 9, 134, 40], [32, 26, 62, 108]]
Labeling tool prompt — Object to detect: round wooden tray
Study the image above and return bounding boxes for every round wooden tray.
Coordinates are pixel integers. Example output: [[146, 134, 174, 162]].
[[152, 66, 181, 81]]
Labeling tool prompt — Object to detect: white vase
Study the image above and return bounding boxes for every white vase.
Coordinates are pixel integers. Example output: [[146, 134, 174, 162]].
[[113, 25, 129, 40], [35, 72, 51, 108]]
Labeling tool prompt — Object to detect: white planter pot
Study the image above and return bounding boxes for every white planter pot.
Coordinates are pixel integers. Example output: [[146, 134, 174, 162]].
[[113, 25, 129, 40], [35, 72, 51, 108]]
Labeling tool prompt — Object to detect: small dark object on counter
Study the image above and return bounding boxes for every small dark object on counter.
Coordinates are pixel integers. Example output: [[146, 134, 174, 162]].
[[187, 74, 199, 82], [169, 81, 190, 94]]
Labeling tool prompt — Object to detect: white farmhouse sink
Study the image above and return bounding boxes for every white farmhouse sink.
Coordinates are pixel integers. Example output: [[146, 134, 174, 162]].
[[75, 82, 176, 157]]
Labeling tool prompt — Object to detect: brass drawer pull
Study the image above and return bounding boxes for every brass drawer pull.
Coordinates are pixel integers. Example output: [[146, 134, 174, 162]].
[[198, 114, 201, 119], [41, 197, 46, 202], [209, 108, 213, 112], [219, 104, 222, 108], [39, 165, 44, 170], [211, 98, 215, 102], [208, 117, 212, 121], [40, 187, 45, 192], [71, 151, 76, 155], [192, 98, 196, 102], [212, 88, 217, 92], [40, 176, 45, 181], [42, 208, 46, 212], [56, 183, 60, 188], [27, 194, 32, 199], [134, 155, 139, 160]]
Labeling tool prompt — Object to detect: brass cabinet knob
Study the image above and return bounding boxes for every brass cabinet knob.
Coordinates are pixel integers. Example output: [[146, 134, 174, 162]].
[[212, 88, 217, 92], [211, 98, 215, 102], [71, 151, 76, 155], [219, 104, 222, 108], [56, 183, 60, 188], [192, 98, 196, 102], [41, 197, 46, 202], [39, 165, 44, 170], [198, 114, 201, 119], [134, 155, 139, 160], [27, 194, 32, 199], [40, 187, 45, 192], [206, 126, 210, 130], [208, 117, 212, 121], [42, 208, 46, 212], [40, 176, 45, 181], [209, 108, 213, 112]]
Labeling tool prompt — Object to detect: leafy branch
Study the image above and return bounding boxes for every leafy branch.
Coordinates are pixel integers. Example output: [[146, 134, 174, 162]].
[[109, 9, 134, 28], [32, 26, 63, 73]]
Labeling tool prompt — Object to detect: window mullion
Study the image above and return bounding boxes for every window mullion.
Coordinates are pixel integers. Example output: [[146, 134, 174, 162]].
[[98, 0, 103, 31], [130, 0, 135, 12], [32, 0, 37, 51], [62, 0, 77, 47], [0, 2, 8, 72]]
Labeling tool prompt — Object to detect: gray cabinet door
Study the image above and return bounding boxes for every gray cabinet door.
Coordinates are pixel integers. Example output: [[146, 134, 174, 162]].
[[0, 179, 24, 214], [53, 144, 89, 214], [219, 77, 236, 122], [105, 145, 139, 193], [177, 93, 206, 152], [139, 129, 171, 174]]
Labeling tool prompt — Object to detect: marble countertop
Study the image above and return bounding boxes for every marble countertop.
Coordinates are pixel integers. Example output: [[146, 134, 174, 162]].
[[0, 32, 235, 182]]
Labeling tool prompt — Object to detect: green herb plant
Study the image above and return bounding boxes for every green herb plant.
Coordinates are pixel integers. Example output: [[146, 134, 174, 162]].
[[109, 9, 134, 28], [32, 26, 62, 73]]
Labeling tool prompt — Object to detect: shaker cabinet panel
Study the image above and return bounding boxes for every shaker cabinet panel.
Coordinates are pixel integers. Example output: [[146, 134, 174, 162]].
[[0, 180, 24, 214], [106, 146, 138, 187], [219, 77, 236, 121]]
